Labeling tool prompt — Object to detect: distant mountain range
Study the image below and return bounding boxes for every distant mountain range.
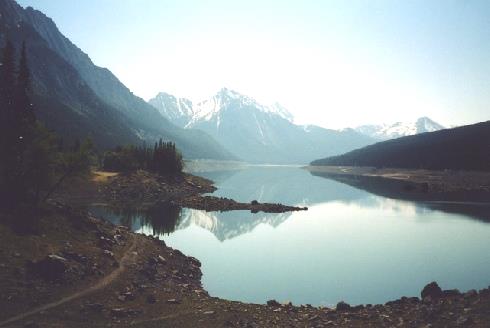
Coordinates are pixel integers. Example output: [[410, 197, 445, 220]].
[[354, 117, 445, 140], [0, 0, 233, 160], [311, 121, 490, 171], [149, 88, 375, 164], [1, 1, 459, 165]]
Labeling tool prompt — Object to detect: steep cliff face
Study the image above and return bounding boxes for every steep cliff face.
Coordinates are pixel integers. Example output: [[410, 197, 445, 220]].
[[0, 0, 233, 159]]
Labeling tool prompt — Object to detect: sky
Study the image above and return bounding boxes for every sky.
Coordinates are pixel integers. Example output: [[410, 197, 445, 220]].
[[17, 0, 490, 129]]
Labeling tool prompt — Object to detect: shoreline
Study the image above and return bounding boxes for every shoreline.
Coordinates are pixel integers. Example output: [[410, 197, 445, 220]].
[[306, 165, 490, 201], [53, 170, 307, 214], [1, 169, 490, 326], [1, 205, 490, 327]]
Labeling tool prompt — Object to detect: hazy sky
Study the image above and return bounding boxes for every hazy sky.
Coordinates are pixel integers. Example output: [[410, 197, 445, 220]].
[[17, 0, 490, 128]]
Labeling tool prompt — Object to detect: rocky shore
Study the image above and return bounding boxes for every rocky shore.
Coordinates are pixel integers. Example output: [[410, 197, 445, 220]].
[[100, 170, 307, 213], [1, 205, 490, 327]]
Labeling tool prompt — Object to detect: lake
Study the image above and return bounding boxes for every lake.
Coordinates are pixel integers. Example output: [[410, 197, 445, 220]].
[[91, 166, 490, 306]]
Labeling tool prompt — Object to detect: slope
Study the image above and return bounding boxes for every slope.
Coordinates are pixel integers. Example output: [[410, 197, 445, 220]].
[[311, 121, 490, 171]]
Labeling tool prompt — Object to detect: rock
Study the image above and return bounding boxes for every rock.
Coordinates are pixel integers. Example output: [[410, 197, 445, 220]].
[[61, 251, 88, 263], [166, 298, 180, 304], [111, 308, 142, 318], [103, 250, 115, 258], [27, 254, 67, 281], [267, 300, 281, 307], [456, 316, 473, 326], [82, 303, 104, 313], [23, 321, 38, 328], [188, 256, 201, 267], [308, 314, 320, 321], [421, 282, 443, 300], [203, 311, 215, 315], [443, 289, 461, 297], [336, 301, 351, 312], [146, 294, 157, 304], [157, 255, 167, 264]]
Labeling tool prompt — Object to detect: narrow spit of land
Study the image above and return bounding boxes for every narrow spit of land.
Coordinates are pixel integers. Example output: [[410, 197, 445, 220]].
[[53, 170, 307, 213]]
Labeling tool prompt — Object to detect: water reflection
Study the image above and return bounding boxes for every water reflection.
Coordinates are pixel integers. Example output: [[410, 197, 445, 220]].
[[90, 202, 182, 236], [90, 166, 490, 305], [309, 171, 490, 222]]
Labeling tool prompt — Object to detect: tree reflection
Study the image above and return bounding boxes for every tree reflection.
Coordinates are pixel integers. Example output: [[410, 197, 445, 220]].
[[108, 202, 182, 235]]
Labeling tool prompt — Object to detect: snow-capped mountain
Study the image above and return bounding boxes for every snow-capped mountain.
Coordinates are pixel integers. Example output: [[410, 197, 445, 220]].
[[148, 92, 195, 127], [150, 88, 294, 128], [177, 209, 291, 241], [149, 88, 375, 164], [355, 117, 445, 140]]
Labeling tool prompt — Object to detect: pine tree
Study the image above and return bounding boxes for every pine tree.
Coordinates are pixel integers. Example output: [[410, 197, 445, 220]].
[[16, 42, 35, 138], [0, 41, 17, 208]]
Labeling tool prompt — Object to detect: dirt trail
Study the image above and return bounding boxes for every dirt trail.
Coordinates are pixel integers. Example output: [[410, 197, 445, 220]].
[[0, 236, 140, 327]]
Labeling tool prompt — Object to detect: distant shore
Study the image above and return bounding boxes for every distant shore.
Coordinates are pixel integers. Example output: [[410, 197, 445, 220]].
[[306, 165, 490, 202]]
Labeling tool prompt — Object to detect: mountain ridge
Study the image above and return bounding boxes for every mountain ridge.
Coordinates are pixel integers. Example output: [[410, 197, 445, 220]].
[[354, 117, 445, 140], [149, 88, 375, 164], [0, 0, 234, 159], [311, 120, 490, 171]]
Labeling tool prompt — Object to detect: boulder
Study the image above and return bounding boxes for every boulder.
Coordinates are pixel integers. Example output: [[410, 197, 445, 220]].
[[27, 254, 67, 281], [267, 299, 281, 307], [421, 282, 444, 300], [336, 301, 351, 312]]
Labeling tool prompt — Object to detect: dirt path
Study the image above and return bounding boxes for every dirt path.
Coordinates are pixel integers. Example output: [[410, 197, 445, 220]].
[[0, 236, 140, 327]]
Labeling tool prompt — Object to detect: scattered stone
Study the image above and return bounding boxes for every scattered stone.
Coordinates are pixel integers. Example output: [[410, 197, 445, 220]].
[[103, 250, 115, 258], [203, 311, 215, 315], [167, 298, 180, 304]]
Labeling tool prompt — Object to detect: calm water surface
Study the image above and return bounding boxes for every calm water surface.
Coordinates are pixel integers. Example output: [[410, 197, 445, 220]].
[[92, 166, 490, 306]]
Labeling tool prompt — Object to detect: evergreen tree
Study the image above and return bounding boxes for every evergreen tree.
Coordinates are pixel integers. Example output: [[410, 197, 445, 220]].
[[0, 41, 18, 208], [16, 42, 35, 138]]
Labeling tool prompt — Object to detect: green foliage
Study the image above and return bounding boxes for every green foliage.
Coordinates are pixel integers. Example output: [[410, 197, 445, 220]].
[[103, 139, 183, 176], [311, 121, 490, 171], [0, 40, 94, 224]]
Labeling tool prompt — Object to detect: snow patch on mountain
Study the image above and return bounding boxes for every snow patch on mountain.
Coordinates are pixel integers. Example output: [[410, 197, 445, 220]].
[[355, 117, 445, 140], [148, 92, 195, 127], [149, 88, 295, 128]]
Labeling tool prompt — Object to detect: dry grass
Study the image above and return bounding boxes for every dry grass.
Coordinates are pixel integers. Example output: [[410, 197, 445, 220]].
[[91, 171, 118, 183]]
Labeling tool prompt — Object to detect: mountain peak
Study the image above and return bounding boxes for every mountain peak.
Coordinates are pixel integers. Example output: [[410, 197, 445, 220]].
[[355, 117, 445, 140], [217, 87, 242, 99]]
